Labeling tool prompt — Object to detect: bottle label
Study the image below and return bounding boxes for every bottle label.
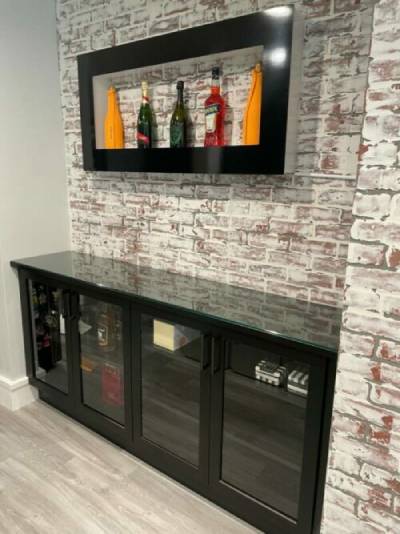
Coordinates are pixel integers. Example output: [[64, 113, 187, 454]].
[[205, 104, 220, 133], [137, 131, 150, 146], [170, 123, 185, 148], [98, 325, 108, 347]]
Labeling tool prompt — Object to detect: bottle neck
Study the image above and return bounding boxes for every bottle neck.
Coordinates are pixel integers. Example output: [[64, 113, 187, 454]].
[[177, 88, 184, 105], [108, 89, 116, 111], [141, 84, 149, 104], [211, 79, 220, 95]]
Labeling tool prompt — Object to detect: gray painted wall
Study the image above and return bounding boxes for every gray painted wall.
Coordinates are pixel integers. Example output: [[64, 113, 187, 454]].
[[0, 0, 70, 397]]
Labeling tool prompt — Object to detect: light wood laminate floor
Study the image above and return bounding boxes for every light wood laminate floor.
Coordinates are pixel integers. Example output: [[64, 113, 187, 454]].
[[0, 401, 258, 534]]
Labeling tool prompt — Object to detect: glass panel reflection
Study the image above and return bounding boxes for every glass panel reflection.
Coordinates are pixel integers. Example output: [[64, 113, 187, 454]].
[[30, 282, 68, 393], [79, 296, 124, 425], [141, 315, 202, 466], [221, 343, 309, 519]]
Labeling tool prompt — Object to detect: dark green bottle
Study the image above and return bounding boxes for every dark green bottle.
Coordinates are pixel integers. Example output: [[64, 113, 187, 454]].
[[137, 81, 152, 148], [170, 81, 186, 148]]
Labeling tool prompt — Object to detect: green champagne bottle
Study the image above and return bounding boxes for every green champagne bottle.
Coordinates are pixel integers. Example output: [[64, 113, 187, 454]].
[[170, 81, 186, 148], [137, 81, 152, 148]]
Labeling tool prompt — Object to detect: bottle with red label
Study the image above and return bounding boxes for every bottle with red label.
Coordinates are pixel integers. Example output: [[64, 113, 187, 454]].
[[137, 80, 152, 148], [204, 66, 225, 147]]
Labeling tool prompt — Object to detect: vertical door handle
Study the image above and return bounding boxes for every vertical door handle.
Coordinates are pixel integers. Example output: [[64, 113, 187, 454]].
[[211, 338, 221, 375], [62, 291, 71, 319], [201, 335, 211, 370]]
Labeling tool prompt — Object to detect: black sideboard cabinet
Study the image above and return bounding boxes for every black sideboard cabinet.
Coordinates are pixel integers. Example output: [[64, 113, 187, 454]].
[[12, 251, 340, 534]]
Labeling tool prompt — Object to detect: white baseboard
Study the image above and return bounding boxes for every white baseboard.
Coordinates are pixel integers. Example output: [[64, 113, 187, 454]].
[[0, 374, 38, 411]]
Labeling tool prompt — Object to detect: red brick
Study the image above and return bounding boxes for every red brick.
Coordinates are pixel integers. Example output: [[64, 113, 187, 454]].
[[315, 223, 352, 241], [291, 238, 337, 256], [370, 384, 400, 407], [377, 340, 400, 362]]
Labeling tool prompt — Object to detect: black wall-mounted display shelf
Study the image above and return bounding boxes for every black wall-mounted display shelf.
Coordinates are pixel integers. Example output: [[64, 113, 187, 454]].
[[78, 7, 303, 175]]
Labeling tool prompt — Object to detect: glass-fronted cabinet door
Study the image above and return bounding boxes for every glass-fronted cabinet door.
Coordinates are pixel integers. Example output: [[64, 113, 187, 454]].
[[29, 280, 71, 395], [76, 293, 129, 432], [133, 311, 211, 488], [209, 336, 327, 534]]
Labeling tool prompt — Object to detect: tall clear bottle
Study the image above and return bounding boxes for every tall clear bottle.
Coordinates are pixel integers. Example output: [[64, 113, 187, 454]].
[[136, 81, 152, 148], [170, 81, 186, 148]]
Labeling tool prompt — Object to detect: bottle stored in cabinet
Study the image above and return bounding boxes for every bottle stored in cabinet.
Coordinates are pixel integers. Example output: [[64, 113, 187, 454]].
[[204, 66, 225, 147], [97, 305, 115, 352], [104, 86, 124, 149], [170, 81, 186, 148], [136, 81, 152, 148]]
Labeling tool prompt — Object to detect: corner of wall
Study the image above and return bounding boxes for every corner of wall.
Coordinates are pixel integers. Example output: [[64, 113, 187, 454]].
[[0, 374, 37, 411]]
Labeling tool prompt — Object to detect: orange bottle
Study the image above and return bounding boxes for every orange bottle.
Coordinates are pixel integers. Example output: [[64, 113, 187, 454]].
[[104, 86, 124, 148], [243, 63, 262, 145]]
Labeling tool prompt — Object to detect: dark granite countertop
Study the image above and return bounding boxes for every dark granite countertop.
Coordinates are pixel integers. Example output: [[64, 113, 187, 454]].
[[11, 251, 342, 353]]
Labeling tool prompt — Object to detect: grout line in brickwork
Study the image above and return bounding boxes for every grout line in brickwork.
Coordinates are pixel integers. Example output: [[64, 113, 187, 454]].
[[295, 172, 357, 180]]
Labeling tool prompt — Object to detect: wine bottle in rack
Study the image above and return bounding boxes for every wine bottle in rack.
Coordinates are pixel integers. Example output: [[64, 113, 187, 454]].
[[136, 81, 152, 148], [170, 80, 186, 148]]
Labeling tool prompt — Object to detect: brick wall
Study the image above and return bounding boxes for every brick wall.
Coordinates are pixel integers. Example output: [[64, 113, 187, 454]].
[[322, 0, 400, 531], [55, 1, 400, 532], [56, 0, 374, 307]]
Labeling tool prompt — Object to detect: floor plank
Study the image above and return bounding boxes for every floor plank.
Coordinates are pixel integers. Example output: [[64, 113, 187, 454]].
[[0, 401, 258, 533]]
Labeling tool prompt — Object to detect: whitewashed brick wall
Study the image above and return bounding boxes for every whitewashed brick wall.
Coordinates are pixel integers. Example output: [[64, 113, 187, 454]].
[[55, 1, 400, 532], [56, 0, 374, 308], [322, 0, 400, 531]]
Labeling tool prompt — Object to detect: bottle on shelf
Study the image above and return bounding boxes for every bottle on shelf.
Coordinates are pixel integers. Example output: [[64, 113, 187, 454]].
[[243, 63, 262, 145], [136, 80, 152, 148], [104, 86, 124, 149], [170, 80, 187, 148], [204, 66, 225, 147]]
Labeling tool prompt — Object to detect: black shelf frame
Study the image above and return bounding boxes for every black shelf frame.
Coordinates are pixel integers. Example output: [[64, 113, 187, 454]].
[[78, 9, 295, 174]]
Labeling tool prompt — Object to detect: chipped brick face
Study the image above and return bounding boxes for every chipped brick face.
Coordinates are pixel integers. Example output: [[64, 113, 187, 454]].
[[56, 0, 374, 307], [322, 0, 400, 532]]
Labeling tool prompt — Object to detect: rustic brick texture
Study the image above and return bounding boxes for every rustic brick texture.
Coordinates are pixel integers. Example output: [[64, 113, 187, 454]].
[[322, 0, 400, 532], [56, 0, 374, 307]]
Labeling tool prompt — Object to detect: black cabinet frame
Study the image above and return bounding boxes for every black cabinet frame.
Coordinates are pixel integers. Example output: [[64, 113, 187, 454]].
[[209, 330, 328, 533], [16, 267, 336, 534], [132, 302, 213, 494]]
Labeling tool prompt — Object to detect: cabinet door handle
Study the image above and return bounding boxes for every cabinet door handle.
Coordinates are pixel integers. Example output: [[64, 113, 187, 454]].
[[211, 338, 221, 375], [201, 335, 211, 370], [62, 291, 71, 319]]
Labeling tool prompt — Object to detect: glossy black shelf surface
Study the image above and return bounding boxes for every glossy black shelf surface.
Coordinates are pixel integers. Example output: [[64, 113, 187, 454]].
[[90, 146, 286, 175], [78, 9, 295, 174], [12, 251, 342, 352]]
